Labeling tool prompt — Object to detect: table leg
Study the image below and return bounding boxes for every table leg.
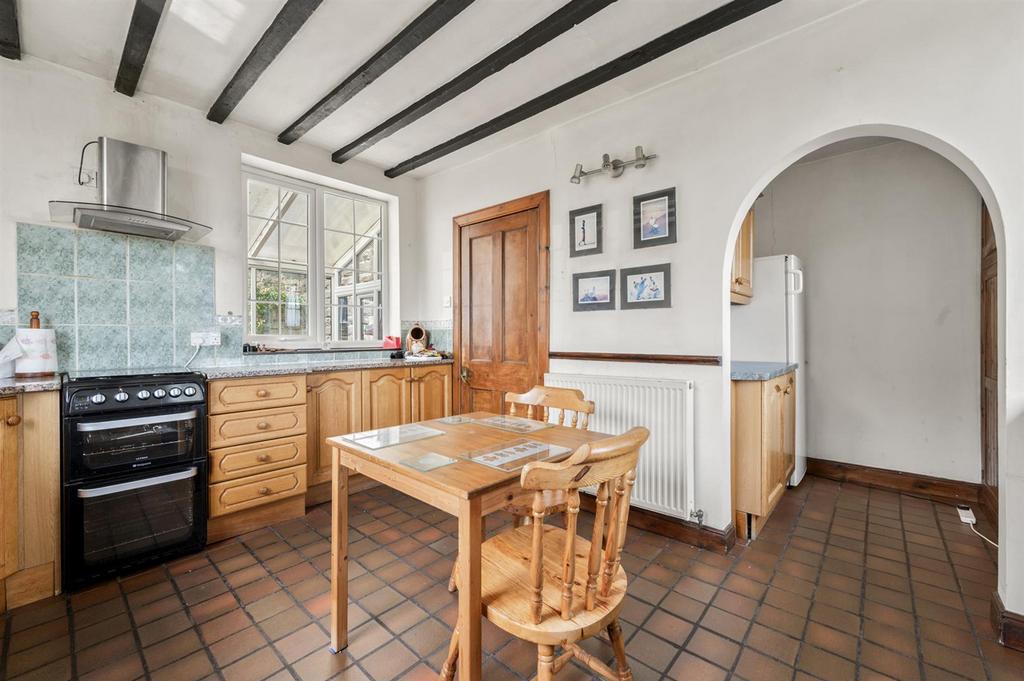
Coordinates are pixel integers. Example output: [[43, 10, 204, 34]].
[[330, 447, 349, 653], [457, 496, 482, 681]]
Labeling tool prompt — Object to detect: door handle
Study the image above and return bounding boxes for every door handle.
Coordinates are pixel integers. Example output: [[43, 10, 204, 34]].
[[459, 367, 471, 384]]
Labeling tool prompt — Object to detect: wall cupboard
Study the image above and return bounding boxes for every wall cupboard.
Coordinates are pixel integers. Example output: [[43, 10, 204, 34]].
[[730, 208, 755, 304], [732, 370, 795, 539]]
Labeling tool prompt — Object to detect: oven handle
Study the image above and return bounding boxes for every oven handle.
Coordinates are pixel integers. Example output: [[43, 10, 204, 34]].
[[75, 410, 198, 433], [76, 467, 198, 498]]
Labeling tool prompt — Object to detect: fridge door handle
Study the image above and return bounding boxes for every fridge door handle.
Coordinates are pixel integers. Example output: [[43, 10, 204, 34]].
[[789, 269, 804, 294]]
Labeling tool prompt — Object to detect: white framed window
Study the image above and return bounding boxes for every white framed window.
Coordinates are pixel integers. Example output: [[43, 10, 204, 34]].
[[244, 167, 389, 348]]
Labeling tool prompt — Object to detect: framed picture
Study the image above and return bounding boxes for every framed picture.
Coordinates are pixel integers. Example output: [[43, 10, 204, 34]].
[[569, 204, 602, 257], [620, 263, 671, 309], [572, 269, 616, 311], [633, 188, 677, 249]]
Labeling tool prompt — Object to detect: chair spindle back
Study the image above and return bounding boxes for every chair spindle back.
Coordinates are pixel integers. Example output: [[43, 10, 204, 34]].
[[518, 427, 649, 624], [506, 386, 595, 430]]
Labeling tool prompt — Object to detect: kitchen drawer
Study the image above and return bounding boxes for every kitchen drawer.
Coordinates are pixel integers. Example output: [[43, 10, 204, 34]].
[[209, 464, 307, 518], [209, 435, 307, 483], [208, 405, 306, 449], [208, 375, 307, 415]]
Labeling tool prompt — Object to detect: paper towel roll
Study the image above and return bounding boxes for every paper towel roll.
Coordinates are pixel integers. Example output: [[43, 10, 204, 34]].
[[14, 328, 58, 377]]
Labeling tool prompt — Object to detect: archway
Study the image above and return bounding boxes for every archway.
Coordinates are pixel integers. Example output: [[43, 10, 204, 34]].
[[722, 123, 1006, 588]]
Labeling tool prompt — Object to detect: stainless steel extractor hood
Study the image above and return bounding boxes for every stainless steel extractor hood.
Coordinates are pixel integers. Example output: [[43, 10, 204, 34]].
[[49, 137, 212, 241]]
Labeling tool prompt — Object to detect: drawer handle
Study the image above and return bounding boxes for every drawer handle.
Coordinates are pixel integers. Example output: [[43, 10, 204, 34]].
[[5, 415, 21, 427], [257, 421, 270, 430], [256, 389, 269, 398], [256, 454, 271, 463], [257, 486, 271, 496]]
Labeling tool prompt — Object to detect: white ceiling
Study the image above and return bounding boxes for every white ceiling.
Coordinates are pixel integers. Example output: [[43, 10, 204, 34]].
[[17, 0, 864, 177]]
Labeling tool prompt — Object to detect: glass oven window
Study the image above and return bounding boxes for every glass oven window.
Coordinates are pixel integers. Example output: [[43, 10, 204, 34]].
[[76, 411, 197, 472], [79, 468, 197, 568]]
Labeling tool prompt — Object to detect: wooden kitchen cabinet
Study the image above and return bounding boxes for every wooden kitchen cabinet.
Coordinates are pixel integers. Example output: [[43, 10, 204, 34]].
[[411, 364, 453, 421], [307, 371, 362, 486], [731, 208, 754, 304], [732, 371, 795, 539], [1, 391, 60, 612], [1, 398, 18, 583], [361, 367, 412, 429]]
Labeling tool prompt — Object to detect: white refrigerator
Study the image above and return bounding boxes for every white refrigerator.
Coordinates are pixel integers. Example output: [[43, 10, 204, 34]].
[[731, 254, 807, 486]]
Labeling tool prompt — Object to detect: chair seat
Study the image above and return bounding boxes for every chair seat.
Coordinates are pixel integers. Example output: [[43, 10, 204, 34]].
[[501, 488, 568, 518], [473, 525, 627, 645]]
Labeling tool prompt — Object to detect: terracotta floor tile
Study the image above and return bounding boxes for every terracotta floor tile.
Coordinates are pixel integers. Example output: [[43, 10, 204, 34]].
[[149, 649, 214, 681], [685, 627, 739, 669], [5, 634, 71, 677], [75, 631, 138, 675], [797, 643, 857, 681], [360, 639, 419, 680], [143, 627, 203, 671], [222, 645, 285, 681], [77, 651, 144, 681], [666, 651, 728, 681], [275, 622, 329, 663], [209, 625, 267, 667]]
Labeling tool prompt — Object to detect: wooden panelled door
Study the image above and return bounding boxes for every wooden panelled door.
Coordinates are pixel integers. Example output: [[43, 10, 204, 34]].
[[980, 203, 998, 528], [453, 191, 550, 413]]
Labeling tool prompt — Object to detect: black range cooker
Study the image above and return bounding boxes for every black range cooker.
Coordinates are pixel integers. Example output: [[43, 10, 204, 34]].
[[61, 371, 208, 591]]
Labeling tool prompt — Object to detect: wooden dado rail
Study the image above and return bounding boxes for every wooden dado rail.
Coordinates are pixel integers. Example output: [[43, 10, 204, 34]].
[[549, 351, 722, 366]]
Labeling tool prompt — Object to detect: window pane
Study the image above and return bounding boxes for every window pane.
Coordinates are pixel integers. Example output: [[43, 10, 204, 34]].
[[279, 223, 307, 265], [357, 269, 381, 286], [337, 269, 355, 288], [281, 189, 308, 225], [253, 268, 280, 303], [358, 306, 381, 341], [281, 304, 307, 336], [336, 307, 355, 341], [248, 218, 279, 260], [354, 200, 382, 237], [324, 230, 355, 268], [281, 269, 308, 305], [325, 194, 354, 232], [247, 180, 278, 218], [251, 302, 279, 335], [355, 238, 380, 274]]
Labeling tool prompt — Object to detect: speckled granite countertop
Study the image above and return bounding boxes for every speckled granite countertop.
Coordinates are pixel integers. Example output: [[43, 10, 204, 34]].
[[0, 376, 62, 396], [731, 361, 798, 381], [0, 358, 454, 395], [199, 357, 453, 380]]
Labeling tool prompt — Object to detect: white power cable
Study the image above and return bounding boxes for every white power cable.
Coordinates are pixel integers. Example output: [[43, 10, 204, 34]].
[[970, 523, 998, 548], [184, 344, 201, 370]]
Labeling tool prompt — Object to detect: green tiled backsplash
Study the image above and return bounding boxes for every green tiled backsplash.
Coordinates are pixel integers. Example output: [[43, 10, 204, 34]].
[[8, 223, 217, 371], [5, 224, 454, 373]]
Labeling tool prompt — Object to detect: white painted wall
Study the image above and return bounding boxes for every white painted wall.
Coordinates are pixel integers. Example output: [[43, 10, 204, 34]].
[[0, 56, 421, 332], [413, 1, 1024, 610], [752, 141, 982, 482]]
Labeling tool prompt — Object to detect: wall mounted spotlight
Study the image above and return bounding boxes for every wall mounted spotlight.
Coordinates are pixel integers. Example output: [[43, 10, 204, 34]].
[[569, 146, 656, 184]]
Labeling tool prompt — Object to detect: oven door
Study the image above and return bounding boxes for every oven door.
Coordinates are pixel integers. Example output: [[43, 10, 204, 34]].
[[66, 408, 201, 479], [63, 463, 207, 591]]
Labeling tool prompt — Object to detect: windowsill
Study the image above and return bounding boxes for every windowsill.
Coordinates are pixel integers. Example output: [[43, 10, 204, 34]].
[[242, 345, 392, 356]]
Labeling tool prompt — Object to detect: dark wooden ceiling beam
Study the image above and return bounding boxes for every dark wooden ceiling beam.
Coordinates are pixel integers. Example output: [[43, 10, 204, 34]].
[[207, 0, 323, 124], [332, 0, 617, 164], [384, 0, 781, 178], [114, 0, 167, 96], [0, 0, 20, 60], [278, 0, 476, 145]]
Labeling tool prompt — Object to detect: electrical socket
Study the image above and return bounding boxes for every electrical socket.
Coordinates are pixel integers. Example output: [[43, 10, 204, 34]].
[[190, 331, 221, 347], [956, 505, 976, 525]]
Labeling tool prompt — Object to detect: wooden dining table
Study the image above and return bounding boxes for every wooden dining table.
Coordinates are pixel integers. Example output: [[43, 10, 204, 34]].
[[325, 412, 609, 681]]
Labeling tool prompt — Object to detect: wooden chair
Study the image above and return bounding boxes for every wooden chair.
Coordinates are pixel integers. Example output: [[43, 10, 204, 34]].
[[448, 386, 595, 592], [441, 426, 650, 681]]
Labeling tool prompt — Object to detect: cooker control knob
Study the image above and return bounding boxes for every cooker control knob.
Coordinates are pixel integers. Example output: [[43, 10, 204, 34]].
[[153, 388, 167, 398], [183, 386, 197, 397], [136, 390, 151, 400], [114, 391, 129, 402], [89, 394, 106, 405], [169, 387, 183, 398]]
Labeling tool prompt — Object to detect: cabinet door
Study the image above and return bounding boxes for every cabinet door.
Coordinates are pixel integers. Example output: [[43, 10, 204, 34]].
[[361, 368, 411, 429], [730, 209, 754, 303], [307, 372, 362, 486], [0, 398, 19, 580], [761, 376, 787, 513], [412, 365, 452, 422]]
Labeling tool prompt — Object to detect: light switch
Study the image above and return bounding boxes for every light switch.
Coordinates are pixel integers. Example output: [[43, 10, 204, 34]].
[[443, 296, 452, 308]]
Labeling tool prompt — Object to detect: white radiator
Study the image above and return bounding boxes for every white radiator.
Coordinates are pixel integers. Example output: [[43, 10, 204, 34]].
[[544, 372, 695, 520]]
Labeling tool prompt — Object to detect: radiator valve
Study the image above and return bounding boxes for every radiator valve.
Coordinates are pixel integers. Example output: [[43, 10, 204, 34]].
[[689, 508, 705, 531]]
